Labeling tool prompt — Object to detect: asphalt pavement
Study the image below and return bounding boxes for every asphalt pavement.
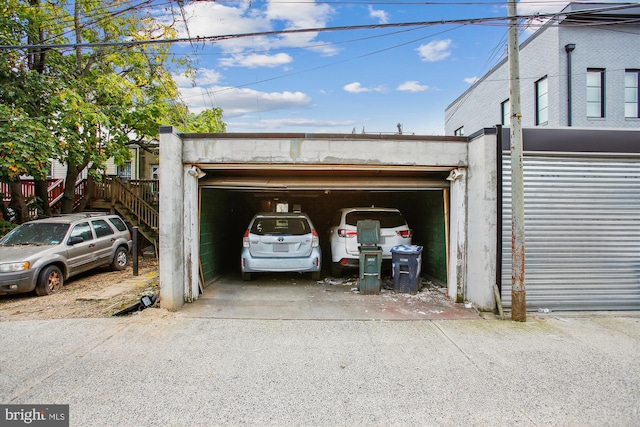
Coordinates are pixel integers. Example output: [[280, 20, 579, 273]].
[[1, 309, 639, 427]]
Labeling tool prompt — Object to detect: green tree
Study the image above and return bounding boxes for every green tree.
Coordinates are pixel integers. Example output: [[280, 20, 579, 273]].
[[177, 108, 227, 133], [1, 1, 223, 217], [0, 1, 62, 221]]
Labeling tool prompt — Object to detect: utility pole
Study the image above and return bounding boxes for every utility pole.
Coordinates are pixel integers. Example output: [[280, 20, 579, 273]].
[[507, 0, 526, 322]]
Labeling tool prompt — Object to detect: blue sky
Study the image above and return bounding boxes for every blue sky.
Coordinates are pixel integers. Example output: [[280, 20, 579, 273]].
[[154, 1, 600, 135]]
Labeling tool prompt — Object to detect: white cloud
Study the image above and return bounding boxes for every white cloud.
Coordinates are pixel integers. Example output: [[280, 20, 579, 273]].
[[230, 117, 355, 131], [464, 76, 479, 85], [159, 1, 269, 39], [343, 82, 387, 94], [344, 82, 370, 93], [155, 0, 337, 61], [416, 39, 452, 62], [266, 0, 333, 29], [177, 82, 311, 117], [397, 81, 429, 92], [368, 6, 389, 24], [219, 53, 293, 68], [173, 69, 223, 88]]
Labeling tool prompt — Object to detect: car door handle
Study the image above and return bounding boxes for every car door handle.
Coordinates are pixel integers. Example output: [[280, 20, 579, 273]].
[[88, 244, 95, 248]]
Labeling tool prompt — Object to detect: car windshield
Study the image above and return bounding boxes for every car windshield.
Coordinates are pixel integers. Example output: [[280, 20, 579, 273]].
[[0, 223, 70, 246], [345, 211, 406, 228], [251, 217, 310, 236]]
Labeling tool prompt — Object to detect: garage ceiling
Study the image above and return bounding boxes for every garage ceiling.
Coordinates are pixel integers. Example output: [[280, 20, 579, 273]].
[[196, 164, 452, 191]]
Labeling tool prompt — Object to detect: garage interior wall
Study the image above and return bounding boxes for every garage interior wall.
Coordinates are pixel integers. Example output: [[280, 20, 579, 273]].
[[197, 187, 448, 284]]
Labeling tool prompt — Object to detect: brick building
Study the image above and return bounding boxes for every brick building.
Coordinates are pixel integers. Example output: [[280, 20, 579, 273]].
[[445, 2, 640, 136]]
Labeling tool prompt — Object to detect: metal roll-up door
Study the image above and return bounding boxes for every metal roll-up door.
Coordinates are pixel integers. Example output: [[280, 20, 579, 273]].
[[501, 154, 640, 311]]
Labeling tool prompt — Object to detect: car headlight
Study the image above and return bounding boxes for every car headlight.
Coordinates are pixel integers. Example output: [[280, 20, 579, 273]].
[[0, 262, 30, 273]]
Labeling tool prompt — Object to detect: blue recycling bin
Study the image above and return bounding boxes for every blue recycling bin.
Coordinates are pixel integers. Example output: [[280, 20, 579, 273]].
[[391, 245, 423, 294]]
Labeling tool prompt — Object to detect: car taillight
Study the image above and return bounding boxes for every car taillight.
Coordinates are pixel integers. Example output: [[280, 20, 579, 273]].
[[338, 229, 357, 238], [397, 229, 413, 238], [312, 229, 319, 248], [243, 229, 250, 248]]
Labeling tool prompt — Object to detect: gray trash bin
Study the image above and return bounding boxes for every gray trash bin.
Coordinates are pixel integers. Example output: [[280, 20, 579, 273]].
[[357, 220, 382, 294], [391, 245, 423, 294]]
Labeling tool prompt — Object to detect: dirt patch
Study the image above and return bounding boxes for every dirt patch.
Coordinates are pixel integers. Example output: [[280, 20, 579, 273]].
[[0, 257, 159, 321]]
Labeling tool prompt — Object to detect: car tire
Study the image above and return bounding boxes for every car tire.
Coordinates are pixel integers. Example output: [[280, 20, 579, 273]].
[[330, 263, 343, 277], [35, 265, 64, 296], [242, 272, 251, 281], [311, 271, 321, 281], [111, 246, 129, 271]]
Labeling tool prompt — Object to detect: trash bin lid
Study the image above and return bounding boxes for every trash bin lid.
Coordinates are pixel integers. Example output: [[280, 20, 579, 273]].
[[356, 220, 380, 245], [391, 245, 423, 254]]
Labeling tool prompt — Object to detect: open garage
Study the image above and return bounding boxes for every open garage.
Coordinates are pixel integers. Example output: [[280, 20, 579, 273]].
[[158, 129, 499, 312], [196, 166, 451, 285]]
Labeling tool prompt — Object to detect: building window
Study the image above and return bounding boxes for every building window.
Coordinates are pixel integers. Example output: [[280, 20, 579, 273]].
[[501, 99, 510, 126], [587, 68, 605, 118], [454, 126, 464, 136], [117, 162, 132, 180], [625, 70, 639, 118], [535, 77, 548, 125]]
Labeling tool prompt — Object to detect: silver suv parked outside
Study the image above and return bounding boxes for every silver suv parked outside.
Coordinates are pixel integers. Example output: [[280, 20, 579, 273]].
[[0, 213, 132, 296]]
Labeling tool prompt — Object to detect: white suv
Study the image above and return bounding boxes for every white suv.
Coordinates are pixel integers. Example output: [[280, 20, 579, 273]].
[[328, 207, 412, 276]]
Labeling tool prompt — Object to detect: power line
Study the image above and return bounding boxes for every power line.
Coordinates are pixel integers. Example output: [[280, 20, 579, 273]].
[[2, 4, 637, 51]]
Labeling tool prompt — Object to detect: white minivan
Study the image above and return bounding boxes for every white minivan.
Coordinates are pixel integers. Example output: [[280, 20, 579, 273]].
[[328, 207, 412, 276]]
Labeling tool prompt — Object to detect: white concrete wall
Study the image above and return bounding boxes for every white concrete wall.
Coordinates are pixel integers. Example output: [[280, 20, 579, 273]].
[[183, 137, 468, 167], [466, 133, 498, 309], [159, 128, 185, 310]]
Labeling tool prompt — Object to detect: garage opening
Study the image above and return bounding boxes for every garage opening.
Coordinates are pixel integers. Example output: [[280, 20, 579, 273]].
[[196, 166, 451, 289]]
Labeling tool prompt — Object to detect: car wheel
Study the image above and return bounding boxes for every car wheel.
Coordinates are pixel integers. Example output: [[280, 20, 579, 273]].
[[35, 265, 64, 296], [242, 272, 251, 281], [330, 263, 343, 277], [311, 271, 321, 281], [111, 247, 129, 271]]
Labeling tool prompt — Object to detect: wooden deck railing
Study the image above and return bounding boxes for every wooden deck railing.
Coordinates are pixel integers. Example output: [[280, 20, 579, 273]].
[[2, 177, 159, 245], [108, 178, 159, 231], [1, 178, 65, 205]]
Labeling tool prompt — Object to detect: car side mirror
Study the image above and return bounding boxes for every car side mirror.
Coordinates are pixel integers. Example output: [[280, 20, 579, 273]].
[[68, 236, 84, 245]]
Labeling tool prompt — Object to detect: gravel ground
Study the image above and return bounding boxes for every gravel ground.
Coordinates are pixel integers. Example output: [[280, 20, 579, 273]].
[[0, 257, 158, 321]]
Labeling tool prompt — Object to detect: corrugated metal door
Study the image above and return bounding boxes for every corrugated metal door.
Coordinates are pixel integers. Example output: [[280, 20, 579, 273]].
[[502, 154, 640, 310]]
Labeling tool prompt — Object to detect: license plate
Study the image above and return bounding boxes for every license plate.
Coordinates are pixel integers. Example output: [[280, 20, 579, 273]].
[[273, 243, 289, 252]]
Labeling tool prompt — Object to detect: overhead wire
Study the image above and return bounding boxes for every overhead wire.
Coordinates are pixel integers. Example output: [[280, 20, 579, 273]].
[[3, 1, 639, 124], [6, 2, 639, 50]]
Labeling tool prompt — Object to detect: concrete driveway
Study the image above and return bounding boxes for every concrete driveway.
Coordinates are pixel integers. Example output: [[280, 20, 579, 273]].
[[1, 312, 639, 426], [179, 272, 479, 320]]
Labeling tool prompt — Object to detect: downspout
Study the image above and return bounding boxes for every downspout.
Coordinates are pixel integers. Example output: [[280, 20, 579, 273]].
[[565, 43, 576, 126], [495, 125, 503, 294]]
